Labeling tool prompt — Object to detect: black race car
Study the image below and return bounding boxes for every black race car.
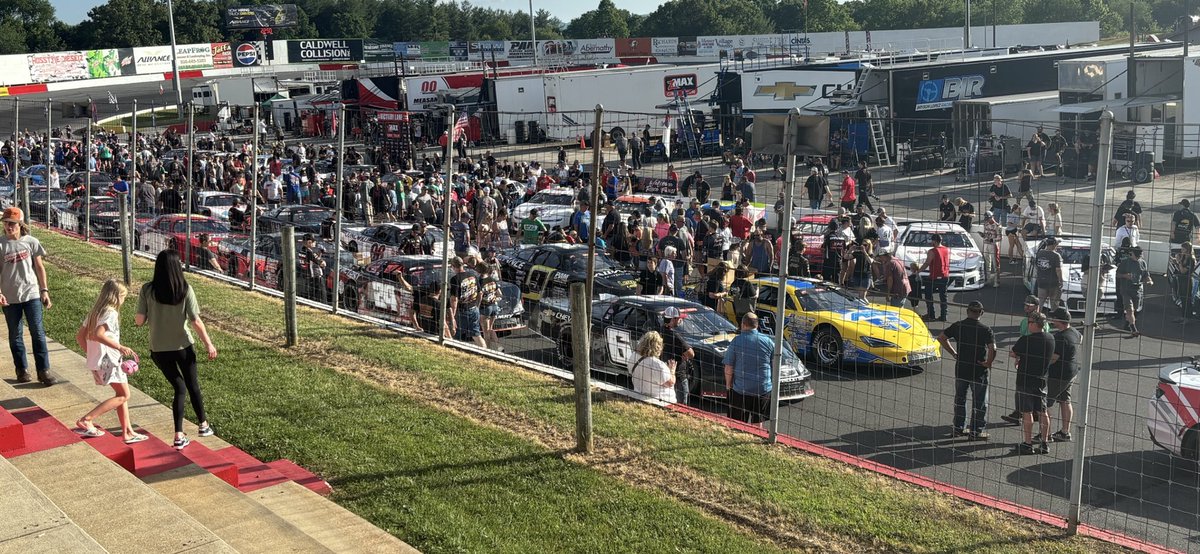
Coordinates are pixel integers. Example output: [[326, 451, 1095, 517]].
[[257, 204, 337, 235], [338, 255, 525, 334], [532, 295, 814, 403], [217, 233, 348, 302], [498, 243, 639, 303]]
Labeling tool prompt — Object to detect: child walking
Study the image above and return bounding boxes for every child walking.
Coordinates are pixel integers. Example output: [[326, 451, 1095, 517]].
[[75, 279, 148, 443]]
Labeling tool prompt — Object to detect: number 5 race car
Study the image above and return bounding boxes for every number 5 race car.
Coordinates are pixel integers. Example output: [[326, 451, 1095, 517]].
[[532, 295, 814, 403], [1147, 357, 1200, 461]]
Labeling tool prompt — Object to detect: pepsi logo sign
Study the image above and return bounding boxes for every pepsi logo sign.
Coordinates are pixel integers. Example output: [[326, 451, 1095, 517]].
[[235, 43, 259, 66]]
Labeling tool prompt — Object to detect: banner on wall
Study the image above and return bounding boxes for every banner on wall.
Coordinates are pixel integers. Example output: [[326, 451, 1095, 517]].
[[133, 46, 173, 74], [394, 42, 421, 59], [419, 41, 450, 58], [470, 41, 506, 61], [177, 43, 214, 70], [28, 51, 88, 81], [84, 48, 136, 78], [695, 37, 717, 57], [232, 41, 265, 67], [506, 41, 536, 61], [573, 39, 615, 60], [449, 41, 469, 61], [677, 36, 698, 57], [616, 38, 651, 57], [211, 43, 232, 68], [365, 40, 395, 62], [0, 55, 32, 87], [286, 39, 364, 62], [651, 37, 678, 56]]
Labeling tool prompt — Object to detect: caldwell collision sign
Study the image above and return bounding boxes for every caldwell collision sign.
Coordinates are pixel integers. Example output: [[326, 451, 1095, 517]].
[[286, 39, 364, 62]]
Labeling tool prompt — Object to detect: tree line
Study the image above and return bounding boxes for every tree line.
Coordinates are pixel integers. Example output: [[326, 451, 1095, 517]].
[[0, 0, 1188, 56]]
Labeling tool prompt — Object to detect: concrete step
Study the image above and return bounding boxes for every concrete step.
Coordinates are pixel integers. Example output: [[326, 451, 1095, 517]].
[[9, 441, 235, 553], [0, 454, 106, 553], [252, 480, 420, 554], [144, 464, 334, 554]]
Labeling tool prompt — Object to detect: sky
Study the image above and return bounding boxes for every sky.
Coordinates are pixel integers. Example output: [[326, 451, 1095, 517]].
[[50, 0, 667, 27]]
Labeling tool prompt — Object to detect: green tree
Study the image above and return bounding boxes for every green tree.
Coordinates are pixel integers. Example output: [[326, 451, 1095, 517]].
[[770, 0, 860, 33], [74, 0, 165, 49], [565, 0, 631, 38], [0, 0, 63, 54], [163, 0, 223, 44], [1022, 0, 1122, 37], [638, 0, 772, 37]]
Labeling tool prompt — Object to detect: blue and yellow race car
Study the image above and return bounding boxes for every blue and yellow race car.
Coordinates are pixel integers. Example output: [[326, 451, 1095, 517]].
[[720, 277, 940, 368]]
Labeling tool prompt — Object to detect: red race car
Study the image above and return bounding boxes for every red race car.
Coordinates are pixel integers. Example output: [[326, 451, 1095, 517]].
[[777, 214, 836, 269], [135, 214, 241, 265]]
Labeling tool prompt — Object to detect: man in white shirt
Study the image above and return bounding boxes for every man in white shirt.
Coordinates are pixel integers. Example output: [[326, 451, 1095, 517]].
[[1020, 198, 1046, 239], [264, 176, 282, 208], [1114, 213, 1140, 247]]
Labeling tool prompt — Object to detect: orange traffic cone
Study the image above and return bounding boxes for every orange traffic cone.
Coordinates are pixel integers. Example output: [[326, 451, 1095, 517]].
[[579, 134, 587, 150]]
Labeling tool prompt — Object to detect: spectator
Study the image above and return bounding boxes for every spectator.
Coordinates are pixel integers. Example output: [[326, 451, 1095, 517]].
[[854, 160, 876, 211], [842, 240, 874, 300], [1114, 213, 1140, 248], [1045, 202, 1063, 236], [1034, 237, 1065, 309], [1020, 198, 1046, 240], [0, 207, 56, 386], [1017, 168, 1034, 202], [723, 312, 774, 426], [918, 233, 950, 322], [1174, 242, 1197, 323], [955, 197, 975, 232], [839, 170, 857, 212], [1005, 203, 1023, 263], [1026, 133, 1047, 177], [136, 250, 219, 451], [804, 167, 830, 210], [660, 307, 694, 406], [729, 207, 753, 240], [938, 300, 997, 441], [1111, 190, 1142, 228], [742, 231, 775, 276], [1009, 311, 1055, 455], [1170, 199, 1200, 245], [1045, 307, 1080, 442], [938, 194, 956, 222], [196, 234, 223, 274], [631, 331, 676, 402], [74, 279, 147, 443], [877, 250, 910, 308], [702, 262, 731, 311], [1116, 246, 1152, 338], [988, 174, 1012, 223], [657, 247, 677, 296], [637, 253, 665, 295], [447, 256, 485, 348], [476, 261, 502, 351], [300, 234, 326, 303], [981, 212, 1001, 288]]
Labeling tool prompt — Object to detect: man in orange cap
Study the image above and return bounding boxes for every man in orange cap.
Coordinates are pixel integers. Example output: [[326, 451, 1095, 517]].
[[0, 207, 56, 386]]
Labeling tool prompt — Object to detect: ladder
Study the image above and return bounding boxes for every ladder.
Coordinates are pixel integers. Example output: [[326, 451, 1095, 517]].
[[673, 91, 701, 160], [864, 104, 891, 166]]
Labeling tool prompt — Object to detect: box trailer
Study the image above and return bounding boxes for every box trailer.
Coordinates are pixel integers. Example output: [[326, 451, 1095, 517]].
[[190, 77, 280, 108], [951, 92, 1060, 146]]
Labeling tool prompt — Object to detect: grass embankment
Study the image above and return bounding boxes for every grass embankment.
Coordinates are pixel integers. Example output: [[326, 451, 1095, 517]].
[[36, 228, 1127, 554]]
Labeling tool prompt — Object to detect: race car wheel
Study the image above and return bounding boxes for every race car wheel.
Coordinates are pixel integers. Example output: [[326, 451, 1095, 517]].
[[812, 326, 843, 367], [342, 284, 360, 312], [1183, 426, 1200, 462]]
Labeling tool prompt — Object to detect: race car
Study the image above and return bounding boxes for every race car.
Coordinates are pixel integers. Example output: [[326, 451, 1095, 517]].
[[341, 222, 446, 261], [136, 214, 238, 264], [720, 277, 940, 368], [218, 233, 350, 300], [192, 191, 243, 221], [257, 204, 336, 235], [498, 243, 639, 303], [532, 294, 814, 402], [786, 214, 838, 269], [339, 255, 524, 334], [1147, 357, 1200, 461], [1022, 235, 1119, 313], [893, 221, 984, 291], [52, 195, 122, 242], [511, 188, 577, 230], [1167, 243, 1200, 312]]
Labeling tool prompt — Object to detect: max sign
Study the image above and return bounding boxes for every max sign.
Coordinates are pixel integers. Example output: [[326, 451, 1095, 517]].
[[664, 74, 697, 97], [915, 75, 985, 111]]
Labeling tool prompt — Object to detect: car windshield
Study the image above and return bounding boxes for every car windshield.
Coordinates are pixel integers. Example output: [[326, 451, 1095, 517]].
[[177, 219, 230, 233], [1060, 247, 1099, 266], [674, 309, 737, 335], [904, 230, 972, 248], [203, 195, 236, 207], [528, 192, 574, 205], [795, 287, 868, 312], [291, 209, 331, 223], [796, 222, 831, 235], [566, 251, 619, 272]]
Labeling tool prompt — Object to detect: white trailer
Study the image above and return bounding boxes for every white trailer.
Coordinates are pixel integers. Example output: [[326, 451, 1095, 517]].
[[504, 64, 720, 141], [190, 77, 280, 108]]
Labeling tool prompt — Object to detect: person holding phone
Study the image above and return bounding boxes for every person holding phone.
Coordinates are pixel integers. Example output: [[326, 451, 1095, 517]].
[[0, 207, 56, 386]]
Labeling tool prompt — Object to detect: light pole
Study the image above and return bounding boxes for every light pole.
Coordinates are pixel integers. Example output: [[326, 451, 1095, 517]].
[[166, 0, 184, 107], [529, 0, 538, 66]]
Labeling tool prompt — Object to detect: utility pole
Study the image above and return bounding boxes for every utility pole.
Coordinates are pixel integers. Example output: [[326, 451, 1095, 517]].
[[84, 106, 92, 242], [44, 99, 52, 223], [185, 103, 195, 269], [166, 0, 184, 107]]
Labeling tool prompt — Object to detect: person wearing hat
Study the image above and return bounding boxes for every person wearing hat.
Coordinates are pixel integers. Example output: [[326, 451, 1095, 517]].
[[300, 233, 327, 303], [918, 233, 950, 322], [937, 300, 996, 440], [660, 306, 695, 406], [1045, 307, 1080, 442], [876, 249, 910, 308], [447, 256, 485, 347], [1171, 199, 1200, 245], [955, 196, 976, 233], [1009, 311, 1055, 454], [0, 207, 56, 386], [1173, 242, 1197, 323], [999, 295, 1045, 425], [1111, 190, 1142, 229], [980, 211, 1002, 288], [1035, 237, 1064, 309]]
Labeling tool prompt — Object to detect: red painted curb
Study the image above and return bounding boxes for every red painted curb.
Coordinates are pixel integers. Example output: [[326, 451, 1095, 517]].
[[3, 83, 49, 96], [667, 403, 1181, 554]]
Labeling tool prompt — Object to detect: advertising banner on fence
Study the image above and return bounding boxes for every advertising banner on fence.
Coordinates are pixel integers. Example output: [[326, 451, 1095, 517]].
[[449, 41, 469, 61], [677, 36, 698, 57], [506, 40, 536, 62], [365, 40, 395, 62], [573, 39, 616, 62], [286, 39, 364, 62], [539, 40, 575, 62], [177, 43, 214, 70], [695, 37, 718, 57], [616, 38, 651, 57], [226, 4, 299, 29], [420, 41, 450, 59], [232, 41, 265, 66], [0, 55, 32, 87], [84, 48, 136, 78], [652, 37, 678, 56], [470, 41, 507, 61], [28, 51, 87, 81], [633, 177, 678, 196], [132, 46, 173, 74], [394, 42, 421, 59], [211, 42, 232, 68]]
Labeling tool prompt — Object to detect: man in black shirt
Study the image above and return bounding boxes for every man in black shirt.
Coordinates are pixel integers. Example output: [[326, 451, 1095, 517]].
[[447, 256, 485, 347], [196, 234, 223, 273], [228, 198, 247, 231], [938, 301, 997, 440], [637, 254, 664, 294], [1111, 190, 1142, 229], [1045, 308, 1081, 442], [1116, 246, 1152, 337], [938, 194, 956, 222], [300, 233, 327, 303], [854, 161, 874, 212], [1170, 199, 1200, 245], [660, 307, 695, 406], [987, 175, 1012, 230], [1009, 312, 1055, 454]]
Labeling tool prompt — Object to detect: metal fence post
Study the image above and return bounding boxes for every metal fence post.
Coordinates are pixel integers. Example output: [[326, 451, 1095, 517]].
[[437, 105, 455, 344], [84, 116, 92, 242], [248, 102, 259, 291], [185, 103, 194, 269], [45, 98, 51, 224], [282, 225, 298, 347], [1066, 110, 1115, 533], [768, 108, 800, 443], [331, 102, 345, 311], [12, 98, 18, 191], [20, 177, 29, 224]]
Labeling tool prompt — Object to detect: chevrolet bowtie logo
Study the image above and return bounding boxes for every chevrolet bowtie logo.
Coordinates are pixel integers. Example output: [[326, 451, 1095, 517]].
[[755, 82, 817, 100]]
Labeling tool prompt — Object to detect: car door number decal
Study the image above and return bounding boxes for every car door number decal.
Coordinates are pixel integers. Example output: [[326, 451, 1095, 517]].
[[606, 328, 633, 369]]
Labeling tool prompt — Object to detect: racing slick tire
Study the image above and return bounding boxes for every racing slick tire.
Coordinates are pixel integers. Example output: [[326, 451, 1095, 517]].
[[557, 326, 573, 365], [812, 325, 843, 368], [342, 284, 360, 312]]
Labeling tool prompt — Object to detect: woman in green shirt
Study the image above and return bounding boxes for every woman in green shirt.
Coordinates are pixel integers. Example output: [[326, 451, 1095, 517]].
[[136, 250, 219, 451]]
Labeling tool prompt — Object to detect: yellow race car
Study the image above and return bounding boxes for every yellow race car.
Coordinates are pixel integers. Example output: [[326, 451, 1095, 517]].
[[719, 277, 940, 368]]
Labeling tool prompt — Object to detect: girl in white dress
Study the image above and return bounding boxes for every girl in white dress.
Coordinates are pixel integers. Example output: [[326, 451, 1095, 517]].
[[75, 279, 147, 444]]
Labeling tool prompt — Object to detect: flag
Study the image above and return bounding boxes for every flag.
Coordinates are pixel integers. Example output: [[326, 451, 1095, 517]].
[[107, 91, 117, 104], [451, 112, 469, 141], [159, 84, 165, 96]]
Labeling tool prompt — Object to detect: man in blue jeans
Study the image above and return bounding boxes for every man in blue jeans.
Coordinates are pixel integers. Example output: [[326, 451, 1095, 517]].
[[722, 312, 774, 427], [937, 301, 996, 440], [0, 207, 56, 386], [919, 233, 951, 322]]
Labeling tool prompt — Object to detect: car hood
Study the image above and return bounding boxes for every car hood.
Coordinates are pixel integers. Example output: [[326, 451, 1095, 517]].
[[802, 305, 936, 349], [895, 246, 981, 270]]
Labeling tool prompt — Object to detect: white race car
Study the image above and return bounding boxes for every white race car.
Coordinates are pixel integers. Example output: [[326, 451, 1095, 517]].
[[893, 221, 984, 291], [341, 222, 445, 262], [511, 188, 577, 230], [192, 191, 242, 221], [1147, 357, 1200, 461], [1022, 235, 1119, 313]]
